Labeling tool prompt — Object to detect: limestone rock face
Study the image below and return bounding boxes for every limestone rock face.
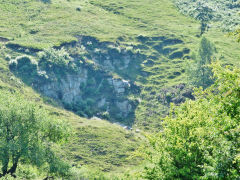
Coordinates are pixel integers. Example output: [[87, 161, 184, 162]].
[[107, 78, 130, 95], [10, 35, 143, 123], [103, 59, 114, 70], [76, 36, 139, 74], [38, 66, 133, 119], [39, 69, 88, 104]]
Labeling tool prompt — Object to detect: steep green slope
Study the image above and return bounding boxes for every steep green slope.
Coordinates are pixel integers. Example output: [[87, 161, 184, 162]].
[[0, 78, 142, 178], [0, 0, 240, 178], [0, 47, 142, 178], [0, 0, 197, 48]]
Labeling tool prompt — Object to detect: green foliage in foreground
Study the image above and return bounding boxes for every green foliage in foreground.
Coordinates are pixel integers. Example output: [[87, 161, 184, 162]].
[[0, 91, 71, 178], [141, 63, 240, 179], [186, 37, 215, 89]]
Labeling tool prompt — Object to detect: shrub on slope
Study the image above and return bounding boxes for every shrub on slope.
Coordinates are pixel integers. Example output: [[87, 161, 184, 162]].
[[140, 62, 240, 179]]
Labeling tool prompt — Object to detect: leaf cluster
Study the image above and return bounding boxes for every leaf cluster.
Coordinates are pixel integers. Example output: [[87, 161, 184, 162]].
[[141, 62, 240, 179], [0, 91, 71, 178]]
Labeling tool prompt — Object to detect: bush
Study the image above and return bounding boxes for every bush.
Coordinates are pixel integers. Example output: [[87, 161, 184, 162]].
[[9, 59, 18, 71], [5, 55, 11, 61], [140, 63, 240, 179], [38, 48, 77, 76], [76, 7, 81, 11], [9, 55, 38, 76], [186, 37, 215, 89], [86, 98, 95, 106], [100, 111, 110, 120]]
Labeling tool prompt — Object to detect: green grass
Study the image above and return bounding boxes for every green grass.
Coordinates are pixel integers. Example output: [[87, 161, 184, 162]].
[[0, 46, 144, 177], [0, 0, 197, 49], [0, 0, 240, 178], [42, 106, 143, 176], [65, 117, 142, 172]]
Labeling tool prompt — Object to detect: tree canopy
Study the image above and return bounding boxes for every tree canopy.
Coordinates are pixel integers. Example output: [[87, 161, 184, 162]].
[[141, 62, 240, 179], [186, 37, 215, 89], [0, 91, 71, 178]]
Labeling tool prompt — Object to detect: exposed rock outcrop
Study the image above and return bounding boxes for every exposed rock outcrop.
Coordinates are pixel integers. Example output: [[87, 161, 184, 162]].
[[107, 78, 130, 95], [8, 35, 190, 126], [9, 47, 138, 123], [39, 69, 88, 104]]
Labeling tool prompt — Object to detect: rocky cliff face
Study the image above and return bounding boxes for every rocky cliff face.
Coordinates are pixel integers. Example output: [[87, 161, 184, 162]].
[[39, 69, 88, 104], [38, 68, 135, 120], [66, 35, 145, 80], [8, 35, 192, 126], [8, 37, 142, 124]]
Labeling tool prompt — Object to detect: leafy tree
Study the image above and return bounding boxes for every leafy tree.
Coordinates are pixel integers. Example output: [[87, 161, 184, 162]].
[[195, 2, 213, 36], [140, 62, 240, 179], [0, 91, 71, 178], [186, 37, 215, 89], [174, 0, 240, 31]]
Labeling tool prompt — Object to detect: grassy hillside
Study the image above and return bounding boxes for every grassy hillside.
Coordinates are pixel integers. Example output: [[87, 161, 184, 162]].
[[0, 0, 197, 48], [0, 80, 143, 178], [0, 0, 240, 178], [0, 45, 142, 178]]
